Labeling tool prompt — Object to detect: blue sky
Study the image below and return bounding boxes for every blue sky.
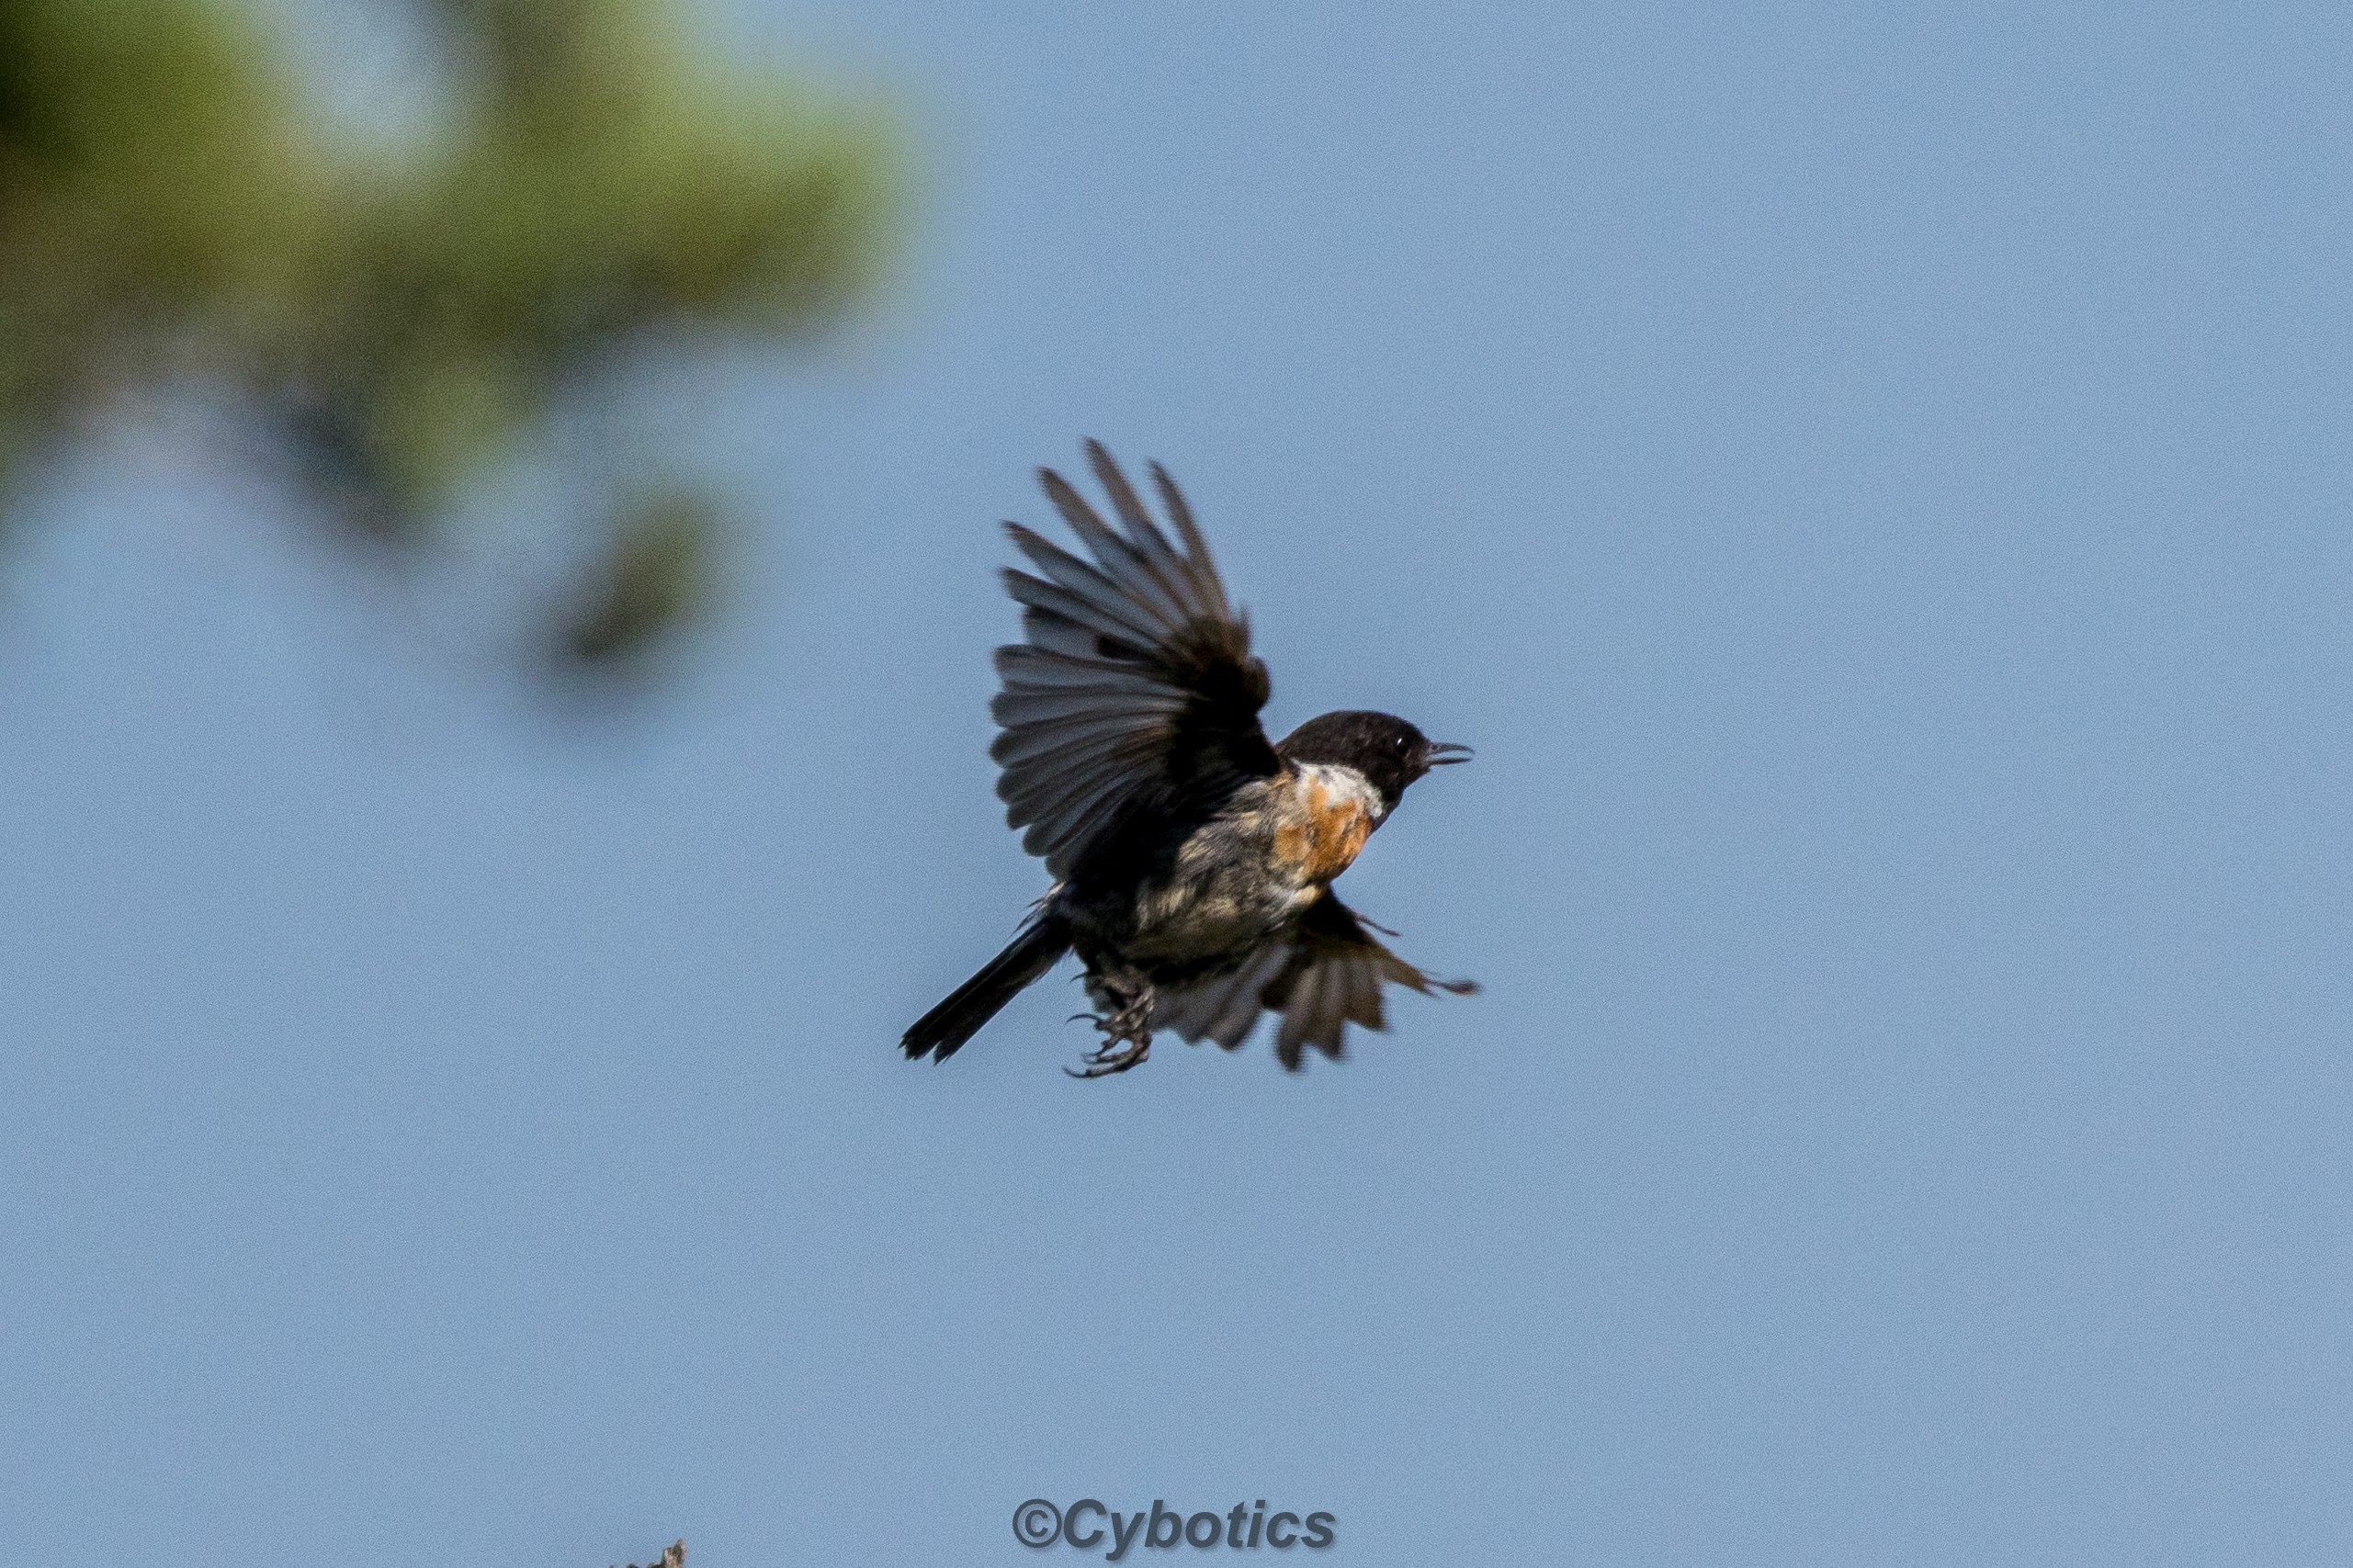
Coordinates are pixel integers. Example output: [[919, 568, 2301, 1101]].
[[6, 2, 2351, 1563]]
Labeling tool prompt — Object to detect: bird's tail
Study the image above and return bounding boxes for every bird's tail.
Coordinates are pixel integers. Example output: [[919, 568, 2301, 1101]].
[[901, 914, 1073, 1062]]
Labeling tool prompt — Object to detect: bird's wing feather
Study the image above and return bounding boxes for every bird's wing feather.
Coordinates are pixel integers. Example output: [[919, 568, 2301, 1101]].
[[991, 442, 1276, 878], [1148, 942, 1297, 1052], [1152, 892, 1476, 1068]]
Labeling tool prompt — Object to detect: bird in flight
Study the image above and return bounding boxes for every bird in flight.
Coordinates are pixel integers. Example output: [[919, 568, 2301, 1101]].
[[901, 442, 1476, 1076]]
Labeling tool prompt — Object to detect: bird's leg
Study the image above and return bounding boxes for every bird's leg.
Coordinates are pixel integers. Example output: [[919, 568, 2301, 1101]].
[[1066, 975, 1154, 1078]]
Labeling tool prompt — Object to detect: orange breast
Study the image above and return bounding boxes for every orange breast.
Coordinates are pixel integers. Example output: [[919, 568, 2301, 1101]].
[[1273, 773, 1373, 885]]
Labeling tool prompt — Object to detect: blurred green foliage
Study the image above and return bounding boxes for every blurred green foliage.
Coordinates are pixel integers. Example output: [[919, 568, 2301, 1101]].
[[0, 0, 892, 668]]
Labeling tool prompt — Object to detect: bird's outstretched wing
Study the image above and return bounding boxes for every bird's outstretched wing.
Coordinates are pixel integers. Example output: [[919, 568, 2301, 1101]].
[[991, 441, 1277, 879], [1152, 892, 1478, 1069]]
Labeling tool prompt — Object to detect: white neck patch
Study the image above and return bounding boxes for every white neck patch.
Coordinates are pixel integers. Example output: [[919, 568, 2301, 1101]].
[[1297, 761, 1388, 825]]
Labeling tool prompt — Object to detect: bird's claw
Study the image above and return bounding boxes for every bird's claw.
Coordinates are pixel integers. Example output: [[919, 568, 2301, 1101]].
[[1065, 990, 1153, 1078], [1065, 1037, 1151, 1078]]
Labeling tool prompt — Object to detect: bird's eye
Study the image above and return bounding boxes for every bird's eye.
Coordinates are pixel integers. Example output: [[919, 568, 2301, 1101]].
[[1392, 736, 1409, 753]]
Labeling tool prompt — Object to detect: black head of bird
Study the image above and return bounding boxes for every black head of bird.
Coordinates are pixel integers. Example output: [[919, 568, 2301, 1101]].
[[1276, 710, 1473, 813]]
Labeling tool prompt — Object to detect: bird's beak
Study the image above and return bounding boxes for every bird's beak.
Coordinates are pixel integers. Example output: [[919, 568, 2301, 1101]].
[[1426, 742, 1474, 765]]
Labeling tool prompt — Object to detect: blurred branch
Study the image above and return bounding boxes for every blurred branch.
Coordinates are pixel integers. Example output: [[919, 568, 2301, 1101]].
[[612, 1541, 684, 1568], [0, 0, 895, 673], [558, 486, 712, 667]]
